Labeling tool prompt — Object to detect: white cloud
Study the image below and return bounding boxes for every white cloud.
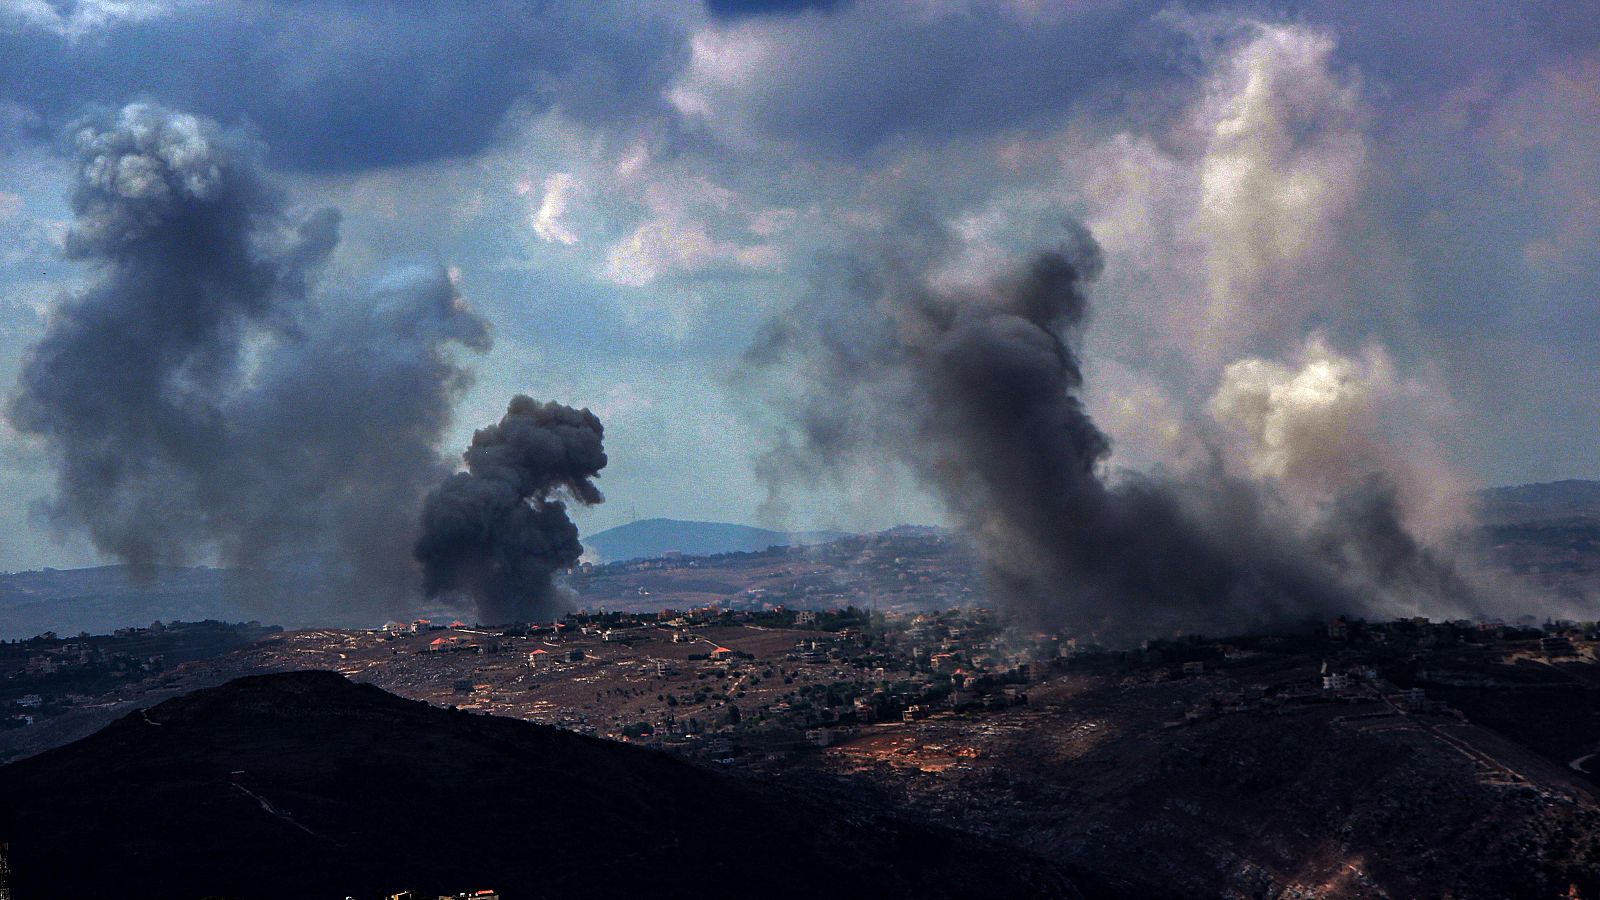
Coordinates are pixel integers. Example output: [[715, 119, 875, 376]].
[[0, 0, 179, 39], [530, 172, 582, 246], [599, 170, 787, 287], [604, 217, 779, 287]]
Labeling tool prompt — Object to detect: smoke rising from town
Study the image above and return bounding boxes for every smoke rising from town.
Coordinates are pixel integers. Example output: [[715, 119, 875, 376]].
[[750, 214, 1476, 642], [415, 395, 607, 624], [6, 103, 490, 622]]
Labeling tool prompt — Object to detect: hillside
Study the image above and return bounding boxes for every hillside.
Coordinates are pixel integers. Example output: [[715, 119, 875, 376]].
[[1477, 480, 1600, 525], [0, 565, 237, 640], [5, 481, 1600, 640], [584, 517, 845, 563], [0, 670, 1075, 900], [1476, 480, 1600, 604]]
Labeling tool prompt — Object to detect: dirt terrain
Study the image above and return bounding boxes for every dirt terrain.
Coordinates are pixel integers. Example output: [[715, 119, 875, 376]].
[[11, 610, 1600, 897], [795, 660, 1600, 899]]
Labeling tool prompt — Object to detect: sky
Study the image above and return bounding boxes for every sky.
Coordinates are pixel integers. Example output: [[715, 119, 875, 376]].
[[0, 0, 1597, 577]]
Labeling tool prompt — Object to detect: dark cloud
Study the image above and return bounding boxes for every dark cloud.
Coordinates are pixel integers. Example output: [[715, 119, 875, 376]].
[[674, 0, 1600, 163], [674, 2, 1182, 157], [415, 396, 607, 624], [0, 1, 684, 171], [6, 103, 490, 622], [1295, 0, 1600, 99], [705, 0, 847, 19], [748, 212, 1474, 643]]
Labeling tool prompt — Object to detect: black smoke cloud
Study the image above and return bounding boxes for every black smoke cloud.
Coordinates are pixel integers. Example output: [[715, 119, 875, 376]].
[[750, 214, 1472, 643], [415, 396, 606, 624], [7, 103, 490, 622]]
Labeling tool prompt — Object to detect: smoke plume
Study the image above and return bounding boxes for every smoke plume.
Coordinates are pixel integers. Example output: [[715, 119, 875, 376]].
[[6, 103, 489, 622], [415, 396, 606, 624], [750, 213, 1474, 642]]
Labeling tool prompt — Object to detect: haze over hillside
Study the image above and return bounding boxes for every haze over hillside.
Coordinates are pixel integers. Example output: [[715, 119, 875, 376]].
[[583, 517, 846, 563], [0, 566, 242, 641], [4, 481, 1600, 640], [1477, 480, 1600, 525]]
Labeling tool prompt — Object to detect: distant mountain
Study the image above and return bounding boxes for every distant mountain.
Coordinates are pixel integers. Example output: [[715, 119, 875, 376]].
[[0, 565, 240, 641], [1478, 479, 1600, 525], [584, 517, 847, 563], [0, 671, 1075, 900]]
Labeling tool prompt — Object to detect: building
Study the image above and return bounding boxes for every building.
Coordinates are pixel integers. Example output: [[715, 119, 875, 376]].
[[1323, 672, 1352, 691], [1181, 661, 1205, 676], [709, 646, 735, 663], [24, 655, 59, 676], [1541, 635, 1578, 658], [527, 649, 549, 667], [1328, 618, 1349, 640], [795, 610, 818, 626]]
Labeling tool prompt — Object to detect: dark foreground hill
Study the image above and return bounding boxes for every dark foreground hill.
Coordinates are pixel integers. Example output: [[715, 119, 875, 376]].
[[0, 671, 1074, 900], [584, 517, 845, 563]]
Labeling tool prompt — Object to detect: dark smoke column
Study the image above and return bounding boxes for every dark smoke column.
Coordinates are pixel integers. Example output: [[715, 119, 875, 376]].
[[5, 103, 490, 624], [747, 216, 1420, 643], [415, 396, 606, 624]]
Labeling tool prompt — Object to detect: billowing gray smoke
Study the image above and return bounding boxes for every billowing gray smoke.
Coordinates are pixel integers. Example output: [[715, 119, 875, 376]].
[[6, 103, 489, 622], [750, 215, 1472, 643], [415, 396, 606, 624]]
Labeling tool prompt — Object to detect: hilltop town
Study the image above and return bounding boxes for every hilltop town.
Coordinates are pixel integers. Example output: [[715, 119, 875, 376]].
[[8, 601, 1600, 896], [8, 516, 1600, 896]]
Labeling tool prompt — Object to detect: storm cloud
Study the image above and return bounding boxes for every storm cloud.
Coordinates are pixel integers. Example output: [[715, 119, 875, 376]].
[[0, 1, 684, 171]]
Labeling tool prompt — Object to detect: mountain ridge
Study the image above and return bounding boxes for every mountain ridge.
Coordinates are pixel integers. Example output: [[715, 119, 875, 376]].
[[583, 516, 847, 563]]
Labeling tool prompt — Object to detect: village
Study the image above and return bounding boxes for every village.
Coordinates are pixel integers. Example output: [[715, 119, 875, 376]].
[[8, 599, 1600, 898], [564, 526, 981, 615], [0, 619, 280, 733], [8, 593, 1600, 792], [291, 602, 1041, 761]]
